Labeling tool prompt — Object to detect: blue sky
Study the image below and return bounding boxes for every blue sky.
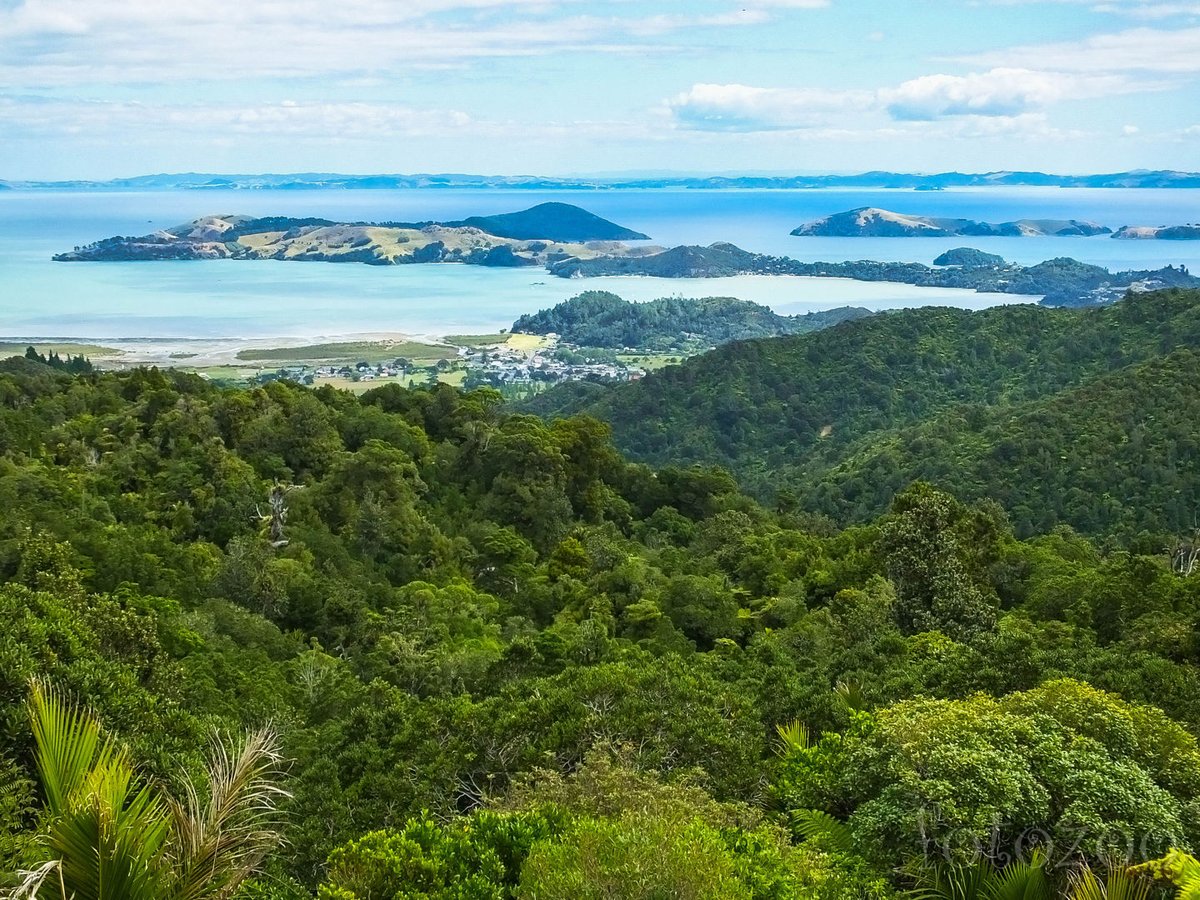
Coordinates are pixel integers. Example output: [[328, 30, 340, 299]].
[[1, 0, 1198, 179]]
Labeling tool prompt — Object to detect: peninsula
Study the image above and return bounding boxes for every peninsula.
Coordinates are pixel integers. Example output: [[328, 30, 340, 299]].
[[792, 207, 1111, 237], [548, 244, 1200, 307]]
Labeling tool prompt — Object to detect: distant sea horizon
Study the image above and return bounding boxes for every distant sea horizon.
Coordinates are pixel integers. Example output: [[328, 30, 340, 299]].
[[2, 186, 1198, 344]]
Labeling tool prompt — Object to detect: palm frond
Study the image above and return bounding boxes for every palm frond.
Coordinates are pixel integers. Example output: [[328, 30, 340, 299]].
[[791, 809, 855, 854], [834, 678, 867, 712], [170, 727, 290, 900], [907, 860, 995, 900], [1066, 864, 1152, 900], [984, 851, 1052, 900], [774, 719, 810, 757], [27, 679, 121, 817], [6, 860, 62, 900]]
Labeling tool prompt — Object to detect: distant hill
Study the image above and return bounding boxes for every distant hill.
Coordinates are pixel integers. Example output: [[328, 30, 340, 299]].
[[792, 207, 1111, 237], [451, 202, 648, 241], [520, 288, 1200, 538], [1113, 224, 1200, 240], [510, 291, 871, 350], [9, 169, 1200, 190]]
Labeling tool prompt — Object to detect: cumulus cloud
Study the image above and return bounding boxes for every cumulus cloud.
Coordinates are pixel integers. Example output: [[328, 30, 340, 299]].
[[882, 68, 1137, 120], [667, 83, 872, 131], [668, 66, 1151, 131]]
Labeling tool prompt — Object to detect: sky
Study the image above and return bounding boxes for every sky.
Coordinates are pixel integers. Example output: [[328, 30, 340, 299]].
[[1, 0, 1198, 179]]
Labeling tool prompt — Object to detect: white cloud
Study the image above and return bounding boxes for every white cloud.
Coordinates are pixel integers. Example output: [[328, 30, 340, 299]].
[[668, 66, 1153, 131], [667, 83, 872, 131], [1123, 123, 1140, 134], [882, 68, 1139, 120], [1093, 2, 1200, 18], [963, 26, 1200, 73], [0, 1, 782, 87]]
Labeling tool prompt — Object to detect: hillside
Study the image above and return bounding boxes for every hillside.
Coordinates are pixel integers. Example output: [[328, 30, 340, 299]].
[[7, 346, 1200, 897], [452, 202, 649, 241], [521, 288, 1200, 538], [791, 207, 1111, 237], [510, 290, 872, 349]]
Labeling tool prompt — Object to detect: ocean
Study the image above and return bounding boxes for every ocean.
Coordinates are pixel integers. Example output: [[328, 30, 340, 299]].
[[1, 187, 1197, 341]]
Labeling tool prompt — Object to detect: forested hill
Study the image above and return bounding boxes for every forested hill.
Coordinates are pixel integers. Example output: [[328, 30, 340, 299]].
[[7, 354, 1200, 897], [521, 288, 1200, 538], [510, 290, 872, 349]]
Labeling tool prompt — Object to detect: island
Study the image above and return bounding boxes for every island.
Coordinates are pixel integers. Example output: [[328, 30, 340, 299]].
[[548, 243, 1200, 308], [791, 207, 1111, 237], [1112, 224, 1200, 240], [53, 203, 653, 266], [56, 208, 1200, 308], [932, 248, 1006, 267], [509, 291, 872, 351]]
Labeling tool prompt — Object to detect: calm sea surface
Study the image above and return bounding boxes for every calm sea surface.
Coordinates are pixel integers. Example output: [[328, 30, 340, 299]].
[[1, 187, 1197, 340]]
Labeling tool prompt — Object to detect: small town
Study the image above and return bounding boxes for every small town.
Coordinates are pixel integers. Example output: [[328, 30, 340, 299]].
[[252, 333, 647, 393]]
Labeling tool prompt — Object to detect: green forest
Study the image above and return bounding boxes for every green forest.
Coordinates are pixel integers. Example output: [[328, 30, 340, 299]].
[[5, 287, 1200, 898], [526, 288, 1200, 541], [510, 291, 871, 351]]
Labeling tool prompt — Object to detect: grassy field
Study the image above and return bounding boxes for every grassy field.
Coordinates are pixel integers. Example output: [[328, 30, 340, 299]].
[[503, 333, 549, 352], [316, 370, 465, 393], [0, 342, 125, 359], [443, 333, 509, 348], [617, 353, 683, 372], [234, 340, 454, 364], [188, 366, 267, 381]]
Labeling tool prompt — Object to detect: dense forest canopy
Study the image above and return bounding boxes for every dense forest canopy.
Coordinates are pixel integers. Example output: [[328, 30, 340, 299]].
[[2, 318, 1200, 897], [510, 291, 872, 351], [523, 288, 1200, 541]]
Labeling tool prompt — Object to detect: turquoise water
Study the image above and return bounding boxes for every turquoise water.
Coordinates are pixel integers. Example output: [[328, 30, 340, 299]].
[[2, 188, 1197, 339]]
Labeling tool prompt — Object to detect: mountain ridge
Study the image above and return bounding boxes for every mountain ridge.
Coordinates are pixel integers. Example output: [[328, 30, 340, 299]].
[[8, 168, 1200, 190]]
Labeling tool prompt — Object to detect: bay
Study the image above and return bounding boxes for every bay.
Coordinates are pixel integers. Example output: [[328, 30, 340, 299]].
[[1, 187, 1197, 341]]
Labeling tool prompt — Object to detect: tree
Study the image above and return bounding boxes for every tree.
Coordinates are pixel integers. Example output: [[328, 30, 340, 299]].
[[8, 680, 288, 900], [880, 484, 999, 642]]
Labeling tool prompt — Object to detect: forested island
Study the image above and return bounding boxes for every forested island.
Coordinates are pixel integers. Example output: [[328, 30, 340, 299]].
[[549, 243, 1200, 307], [510, 291, 872, 350], [7, 289, 1200, 897]]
